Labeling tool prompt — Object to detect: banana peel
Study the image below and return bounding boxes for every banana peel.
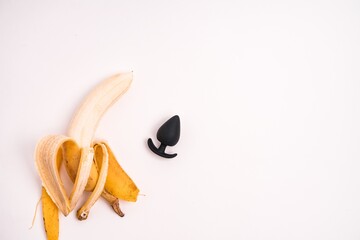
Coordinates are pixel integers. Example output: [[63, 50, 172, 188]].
[[42, 187, 59, 240], [94, 141, 139, 202], [35, 73, 139, 239]]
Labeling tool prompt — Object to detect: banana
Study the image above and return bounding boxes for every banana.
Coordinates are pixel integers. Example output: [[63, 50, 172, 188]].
[[34, 72, 139, 239]]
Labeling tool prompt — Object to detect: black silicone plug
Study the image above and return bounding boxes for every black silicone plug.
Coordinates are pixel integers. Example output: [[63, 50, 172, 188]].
[[148, 115, 180, 158]]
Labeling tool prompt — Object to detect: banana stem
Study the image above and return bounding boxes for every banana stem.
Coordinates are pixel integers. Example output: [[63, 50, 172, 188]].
[[102, 190, 125, 217]]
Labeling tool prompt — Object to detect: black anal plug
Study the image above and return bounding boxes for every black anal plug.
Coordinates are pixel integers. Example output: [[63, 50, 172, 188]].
[[148, 115, 180, 158]]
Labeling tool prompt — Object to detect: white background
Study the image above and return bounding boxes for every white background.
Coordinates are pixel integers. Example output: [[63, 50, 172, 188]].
[[1, 0, 360, 239]]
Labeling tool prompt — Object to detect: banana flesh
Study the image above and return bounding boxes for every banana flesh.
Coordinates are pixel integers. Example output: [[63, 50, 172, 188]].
[[34, 72, 139, 239]]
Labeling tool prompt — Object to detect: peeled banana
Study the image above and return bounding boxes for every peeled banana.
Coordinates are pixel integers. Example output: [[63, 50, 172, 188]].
[[35, 73, 139, 239]]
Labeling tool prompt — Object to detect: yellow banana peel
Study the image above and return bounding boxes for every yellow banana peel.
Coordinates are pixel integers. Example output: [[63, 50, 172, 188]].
[[42, 187, 59, 240]]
